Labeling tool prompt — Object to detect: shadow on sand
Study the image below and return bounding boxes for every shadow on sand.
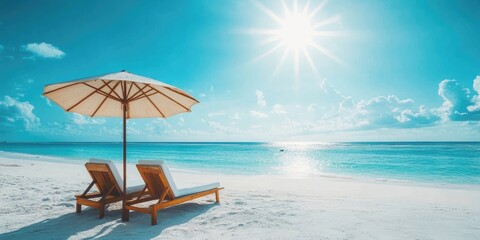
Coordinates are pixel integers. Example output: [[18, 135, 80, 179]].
[[0, 202, 217, 239]]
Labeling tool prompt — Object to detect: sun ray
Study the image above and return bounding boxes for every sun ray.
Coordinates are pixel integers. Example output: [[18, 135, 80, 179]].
[[308, 0, 327, 19], [302, 0, 311, 15], [294, 49, 300, 81], [312, 30, 345, 37], [243, 28, 279, 35], [261, 35, 282, 45], [253, 1, 284, 24], [251, 0, 343, 80], [310, 42, 343, 65], [252, 42, 284, 63], [313, 15, 340, 29], [281, 0, 292, 17]]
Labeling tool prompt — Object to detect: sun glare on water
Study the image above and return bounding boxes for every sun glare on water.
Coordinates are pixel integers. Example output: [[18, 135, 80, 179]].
[[251, 0, 343, 81]]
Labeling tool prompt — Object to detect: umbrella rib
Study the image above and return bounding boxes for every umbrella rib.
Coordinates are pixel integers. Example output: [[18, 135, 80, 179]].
[[67, 81, 110, 112], [163, 87, 199, 103], [128, 88, 156, 102], [129, 92, 155, 102], [126, 84, 150, 102], [120, 80, 126, 100], [126, 81, 134, 99], [43, 82, 82, 95], [82, 83, 121, 102], [91, 81, 122, 117], [132, 82, 166, 118], [102, 80, 123, 101], [147, 86, 191, 111]]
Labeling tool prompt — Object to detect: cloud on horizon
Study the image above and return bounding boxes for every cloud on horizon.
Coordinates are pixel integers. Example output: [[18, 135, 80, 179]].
[[272, 104, 286, 114], [437, 76, 480, 121], [23, 42, 65, 59], [334, 95, 440, 130], [0, 95, 40, 131], [304, 77, 480, 133], [250, 110, 268, 118], [70, 113, 105, 125]]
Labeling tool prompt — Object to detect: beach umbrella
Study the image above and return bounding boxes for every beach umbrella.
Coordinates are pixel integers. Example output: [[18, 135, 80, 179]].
[[42, 70, 199, 220]]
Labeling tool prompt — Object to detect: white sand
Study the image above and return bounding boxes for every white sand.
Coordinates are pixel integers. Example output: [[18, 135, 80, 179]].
[[0, 152, 479, 240]]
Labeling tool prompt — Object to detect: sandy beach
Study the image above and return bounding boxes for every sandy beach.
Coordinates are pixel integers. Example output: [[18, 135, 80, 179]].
[[0, 152, 479, 240]]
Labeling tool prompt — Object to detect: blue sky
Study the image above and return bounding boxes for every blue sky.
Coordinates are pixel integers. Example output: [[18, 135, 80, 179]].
[[1, 0, 479, 142]]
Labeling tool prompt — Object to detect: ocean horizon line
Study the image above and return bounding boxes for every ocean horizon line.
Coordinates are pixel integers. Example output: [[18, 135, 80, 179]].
[[2, 141, 480, 144]]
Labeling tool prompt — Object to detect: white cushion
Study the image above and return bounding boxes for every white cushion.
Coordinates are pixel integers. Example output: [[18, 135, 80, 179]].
[[138, 160, 220, 197], [126, 184, 145, 194], [138, 160, 179, 196], [176, 182, 220, 197], [89, 159, 123, 191]]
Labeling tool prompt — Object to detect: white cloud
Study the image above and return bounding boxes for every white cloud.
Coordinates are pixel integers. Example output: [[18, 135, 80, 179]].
[[40, 95, 52, 107], [283, 117, 316, 133], [469, 76, 480, 112], [250, 110, 268, 118], [0, 95, 40, 130], [437, 76, 480, 121], [153, 118, 172, 128], [24, 42, 65, 59], [280, 93, 440, 134], [70, 113, 105, 125], [208, 121, 239, 134], [199, 93, 206, 98], [318, 79, 349, 100], [336, 95, 440, 129], [127, 126, 140, 135], [145, 119, 172, 132], [255, 90, 266, 108], [272, 104, 286, 114]]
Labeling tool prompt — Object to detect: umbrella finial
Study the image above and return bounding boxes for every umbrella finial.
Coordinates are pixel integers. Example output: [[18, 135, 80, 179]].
[[121, 69, 126, 72]]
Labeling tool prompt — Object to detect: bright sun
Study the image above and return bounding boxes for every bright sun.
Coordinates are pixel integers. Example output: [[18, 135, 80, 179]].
[[279, 12, 314, 49], [251, 0, 343, 81]]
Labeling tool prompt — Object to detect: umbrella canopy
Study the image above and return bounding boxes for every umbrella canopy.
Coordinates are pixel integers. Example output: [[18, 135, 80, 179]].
[[43, 70, 198, 118], [43, 70, 199, 221]]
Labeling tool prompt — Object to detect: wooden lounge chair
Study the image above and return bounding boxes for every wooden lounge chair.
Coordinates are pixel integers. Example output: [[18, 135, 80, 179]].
[[125, 160, 224, 225], [76, 159, 145, 219]]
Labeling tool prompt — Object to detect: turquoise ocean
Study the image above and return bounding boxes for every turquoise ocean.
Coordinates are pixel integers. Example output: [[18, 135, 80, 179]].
[[1, 142, 479, 184]]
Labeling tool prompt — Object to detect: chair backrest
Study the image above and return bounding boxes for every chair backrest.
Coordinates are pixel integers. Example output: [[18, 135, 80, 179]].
[[137, 160, 178, 199], [85, 159, 123, 196]]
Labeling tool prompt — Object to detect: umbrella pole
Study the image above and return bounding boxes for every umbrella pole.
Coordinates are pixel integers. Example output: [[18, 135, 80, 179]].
[[121, 102, 129, 221]]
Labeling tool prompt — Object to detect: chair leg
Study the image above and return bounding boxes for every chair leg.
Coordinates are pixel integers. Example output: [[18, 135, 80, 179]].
[[215, 190, 220, 203], [76, 203, 82, 213], [122, 206, 130, 222], [99, 204, 105, 219], [151, 209, 158, 225]]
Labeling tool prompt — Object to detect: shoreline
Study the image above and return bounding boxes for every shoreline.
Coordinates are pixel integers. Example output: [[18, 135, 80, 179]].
[[0, 150, 479, 191]]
